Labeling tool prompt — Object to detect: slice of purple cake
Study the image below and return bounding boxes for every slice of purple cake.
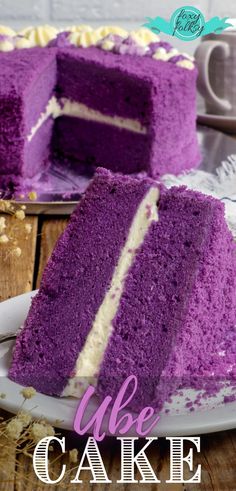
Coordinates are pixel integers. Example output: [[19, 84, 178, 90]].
[[9, 169, 236, 411], [0, 48, 57, 188]]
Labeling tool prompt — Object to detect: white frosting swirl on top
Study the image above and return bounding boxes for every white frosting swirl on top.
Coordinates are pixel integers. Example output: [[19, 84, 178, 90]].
[[0, 39, 14, 52], [100, 39, 115, 51], [18, 25, 59, 47], [0, 25, 195, 70], [176, 59, 195, 70], [14, 37, 35, 49], [68, 30, 101, 48], [153, 47, 179, 61], [66, 25, 93, 33], [0, 25, 16, 37], [130, 27, 160, 46], [69, 25, 128, 48]]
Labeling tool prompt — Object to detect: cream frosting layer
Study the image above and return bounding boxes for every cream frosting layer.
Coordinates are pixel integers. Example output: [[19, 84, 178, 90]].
[[0, 25, 16, 36], [62, 186, 159, 397], [27, 96, 147, 142], [58, 98, 147, 133], [19, 25, 59, 47], [0, 25, 195, 70]]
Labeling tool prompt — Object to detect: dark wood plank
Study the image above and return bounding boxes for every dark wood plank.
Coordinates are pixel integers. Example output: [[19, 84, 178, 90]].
[[0, 214, 38, 489], [187, 430, 236, 491], [36, 218, 68, 288], [0, 215, 38, 302]]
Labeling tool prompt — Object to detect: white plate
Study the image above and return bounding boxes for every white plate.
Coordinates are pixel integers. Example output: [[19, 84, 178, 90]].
[[0, 291, 235, 436], [197, 95, 236, 133]]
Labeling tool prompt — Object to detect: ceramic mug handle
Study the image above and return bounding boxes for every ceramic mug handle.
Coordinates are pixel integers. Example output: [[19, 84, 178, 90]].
[[195, 40, 231, 112]]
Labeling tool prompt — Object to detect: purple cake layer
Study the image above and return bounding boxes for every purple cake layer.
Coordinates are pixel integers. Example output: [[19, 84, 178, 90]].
[[9, 169, 158, 395], [98, 186, 236, 410], [52, 116, 152, 174], [53, 116, 199, 177], [9, 169, 236, 412], [57, 47, 152, 124], [23, 117, 53, 178], [56, 47, 200, 177], [159, 191, 236, 393], [0, 48, 56, 181]]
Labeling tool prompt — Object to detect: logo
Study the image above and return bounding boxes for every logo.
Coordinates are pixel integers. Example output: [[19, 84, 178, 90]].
[[32, 377, 202, 485], [143, 6, 232, 41]]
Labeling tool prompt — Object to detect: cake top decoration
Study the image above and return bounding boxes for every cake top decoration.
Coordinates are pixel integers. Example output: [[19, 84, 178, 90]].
[[0, 25, 195, 69]]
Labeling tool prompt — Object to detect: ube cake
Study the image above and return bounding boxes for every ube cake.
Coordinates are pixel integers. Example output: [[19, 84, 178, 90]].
[[0, 25, 200, 188], [9, 169, 236, 411]]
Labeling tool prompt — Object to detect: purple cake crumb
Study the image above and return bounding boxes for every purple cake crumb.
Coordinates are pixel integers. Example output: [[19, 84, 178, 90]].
[[224, 394, 236, 403], [185, 401, 193, 408]]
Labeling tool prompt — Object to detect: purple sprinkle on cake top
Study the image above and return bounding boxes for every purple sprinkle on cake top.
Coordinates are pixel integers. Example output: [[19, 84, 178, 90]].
[[115, 35, 147, 56], [48, 31, 72, 48], [148, 41, 173, 54], [169, 54, 187, 64], [0, 34, 9, 41]]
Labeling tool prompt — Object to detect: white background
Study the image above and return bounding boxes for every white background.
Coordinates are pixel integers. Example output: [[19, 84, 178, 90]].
[[0, 1, 235, 53]]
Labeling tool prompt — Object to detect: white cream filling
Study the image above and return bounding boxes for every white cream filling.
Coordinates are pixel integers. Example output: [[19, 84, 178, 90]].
[[27, 96, 60, 142], [62, 186, 159, 397], [27, 96, 147, 142]]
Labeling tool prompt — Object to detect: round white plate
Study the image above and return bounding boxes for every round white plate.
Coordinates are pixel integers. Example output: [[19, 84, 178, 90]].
[[197, 95, 236, 133], [0, 291, 235, 437]]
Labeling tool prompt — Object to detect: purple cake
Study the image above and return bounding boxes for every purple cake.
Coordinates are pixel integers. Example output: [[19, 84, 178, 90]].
[[0, 26, 200, 188], [9, 169, 236, 411]]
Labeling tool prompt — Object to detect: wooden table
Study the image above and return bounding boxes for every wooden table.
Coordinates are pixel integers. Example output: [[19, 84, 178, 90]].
[[0, 213, 235, 490]]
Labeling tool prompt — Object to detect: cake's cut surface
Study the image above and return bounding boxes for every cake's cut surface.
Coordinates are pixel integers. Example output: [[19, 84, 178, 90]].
[[54, 47, 198, 176], [0, 26, 200, 188], [9, 169, 236, 411], [9, 169, 159, 395]]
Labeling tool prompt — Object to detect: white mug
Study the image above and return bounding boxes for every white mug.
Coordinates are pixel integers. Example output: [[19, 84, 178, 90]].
[[195, 31, 236, 115]]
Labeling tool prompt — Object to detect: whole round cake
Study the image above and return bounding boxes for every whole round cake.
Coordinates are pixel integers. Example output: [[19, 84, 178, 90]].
[[0, 25, 200, 189]]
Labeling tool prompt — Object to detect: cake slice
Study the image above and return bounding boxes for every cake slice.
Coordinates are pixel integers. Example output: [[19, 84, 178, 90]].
[[9, 169, 236, 410]]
